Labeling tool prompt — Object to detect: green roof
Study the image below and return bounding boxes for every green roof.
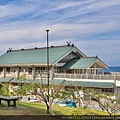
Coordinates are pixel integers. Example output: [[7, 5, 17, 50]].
[[0, 78, 14, 83], [10, 79, 32, 84], [65, 81, 113, 88], [62, 58, 96, 69], [10, 78, 66, 85], [1, 78, 113, 88], [32, 79, 66, 85], [34, 79, 113, 88], [0, 46, 73, 66]]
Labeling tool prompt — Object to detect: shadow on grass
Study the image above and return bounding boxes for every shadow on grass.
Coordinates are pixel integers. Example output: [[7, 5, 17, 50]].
[[0, 101, 62, 120]]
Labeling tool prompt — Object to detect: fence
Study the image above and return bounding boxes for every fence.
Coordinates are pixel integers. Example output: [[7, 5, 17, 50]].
[[54, 73, 120, 80]]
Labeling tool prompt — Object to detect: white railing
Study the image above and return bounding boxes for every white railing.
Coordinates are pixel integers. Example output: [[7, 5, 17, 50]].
[[54, 73, 120, 80]]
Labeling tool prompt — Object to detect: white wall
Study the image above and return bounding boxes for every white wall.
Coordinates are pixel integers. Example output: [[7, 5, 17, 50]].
[[116, 80, 120, 87]]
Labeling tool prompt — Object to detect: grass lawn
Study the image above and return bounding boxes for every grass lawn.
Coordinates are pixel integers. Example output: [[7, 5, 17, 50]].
[[1, 101, 117, 120], [0, 100, 108, 116]]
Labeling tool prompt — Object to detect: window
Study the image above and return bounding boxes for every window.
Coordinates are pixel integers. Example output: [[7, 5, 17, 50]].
[[6, 67, 10, 74], [35, 67, 40, 74], [28, 68, 32, 75], [54, 67, 64, 73], [41, 67, 45, 71], [101, 88, 113, 93], [19, 67, 24, 72], [35, 67, 46, 74], [0, 68, 3, 74]]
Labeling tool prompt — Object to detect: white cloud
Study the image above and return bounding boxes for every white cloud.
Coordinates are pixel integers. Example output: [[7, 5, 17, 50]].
[[50, 1, 82, 11], [0, 3, 35, 19], [0, 0, 120, 66], [87, 0, 120, 10], [75, 39, 120, 66], [0, 20, 119, 50]]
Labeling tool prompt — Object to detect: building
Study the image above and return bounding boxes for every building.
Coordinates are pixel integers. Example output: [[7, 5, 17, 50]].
[[0, 44, 120, 97]]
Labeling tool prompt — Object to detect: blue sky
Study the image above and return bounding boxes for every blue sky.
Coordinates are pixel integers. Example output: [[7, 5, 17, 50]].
[[0, 0, 120, 66]]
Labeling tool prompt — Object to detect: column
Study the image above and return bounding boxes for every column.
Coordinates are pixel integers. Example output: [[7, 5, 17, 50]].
[[116, 87, 120, 99], [102, 68, 104, 75], [50, 66, 54, 80], [32, 66, 35, 80], [3, 67, 6, 78], [114, 80, 118, 98], [86, 69, 88, 75], [94, 64, 96, 75], [16, 67, 19, 79]]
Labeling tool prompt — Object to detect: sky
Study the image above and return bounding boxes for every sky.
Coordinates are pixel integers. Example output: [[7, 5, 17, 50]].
[[0, 0, 120, 66]]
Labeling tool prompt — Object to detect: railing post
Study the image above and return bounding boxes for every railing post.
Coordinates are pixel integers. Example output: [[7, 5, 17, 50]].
[[107, 75, 108, 80], [100, 74, 101, 80], [114, 75, 116, 80], [86, 75, 88, 79]]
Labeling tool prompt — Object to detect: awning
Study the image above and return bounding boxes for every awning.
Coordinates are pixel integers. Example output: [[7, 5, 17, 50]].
[[10, 79, 32, 84], [1, 77, 113, 88], [33, 79, 66, 85], [65, 81, 113, 88], [37, 79, 113, 88], [0, 78, 14, 83], [50, 79, 66, 85]]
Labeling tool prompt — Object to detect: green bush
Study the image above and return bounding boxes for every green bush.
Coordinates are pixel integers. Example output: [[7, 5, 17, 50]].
[[0, 84, 10, 96]]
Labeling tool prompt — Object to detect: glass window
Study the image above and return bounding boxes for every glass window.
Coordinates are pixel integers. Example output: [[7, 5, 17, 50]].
[[19, 67, 24, 72], [35, 67, 47, 74], [0, 67, 3, 74], [41, 67, 45, 71], [6, 67, 10, 74], [35, 67, 40, 74], [28, 68, 32, 75]]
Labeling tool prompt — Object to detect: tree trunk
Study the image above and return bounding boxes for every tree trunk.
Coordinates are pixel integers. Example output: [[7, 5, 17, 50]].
[[43, 93, 55, 115]]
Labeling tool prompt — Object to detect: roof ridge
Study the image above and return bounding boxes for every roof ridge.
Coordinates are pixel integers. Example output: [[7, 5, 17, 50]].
[[81, 56, 97, 58], [6, 45, 74, 53]]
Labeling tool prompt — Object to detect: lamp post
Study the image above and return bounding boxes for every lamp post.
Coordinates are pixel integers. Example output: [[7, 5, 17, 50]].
[[46, 29, 49, 113]]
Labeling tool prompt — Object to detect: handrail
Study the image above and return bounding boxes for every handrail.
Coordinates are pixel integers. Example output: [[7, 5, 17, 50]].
[[54, 73, 120, 80]]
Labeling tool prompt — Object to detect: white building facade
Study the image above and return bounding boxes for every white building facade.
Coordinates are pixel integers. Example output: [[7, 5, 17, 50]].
[[0, 45, 119, 97]]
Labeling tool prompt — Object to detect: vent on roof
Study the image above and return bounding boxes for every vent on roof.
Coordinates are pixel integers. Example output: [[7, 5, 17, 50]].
[[67, 41, 71, 47], [51, 46, 54, 48], [7, 48, 12, 53], [71, 43, 74, 47]]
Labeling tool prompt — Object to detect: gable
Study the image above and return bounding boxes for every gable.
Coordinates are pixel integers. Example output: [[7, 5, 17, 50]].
[[62, 57, 108, 69], [89, 58, 108, 68], [52, 46, 86, 66]]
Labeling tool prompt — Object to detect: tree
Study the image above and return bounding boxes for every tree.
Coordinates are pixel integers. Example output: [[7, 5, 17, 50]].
[[67, 86, 84, 108], [14, 83, 34, 96], [83, 88, 120, 116], [0, 83, 11, 96], [34, 71, 72, 115], [34, 78, 68, 115], [65, 86, 120, 116]]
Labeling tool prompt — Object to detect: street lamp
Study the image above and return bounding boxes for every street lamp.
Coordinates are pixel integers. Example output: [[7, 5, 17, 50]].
[[46, 29, 49, 113]]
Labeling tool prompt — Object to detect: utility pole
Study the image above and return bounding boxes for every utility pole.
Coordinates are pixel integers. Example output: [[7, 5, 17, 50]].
[[46, 29, 49, 113]]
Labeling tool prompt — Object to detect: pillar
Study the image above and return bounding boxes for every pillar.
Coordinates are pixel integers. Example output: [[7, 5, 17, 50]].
[[102, 68, 104, 75], [16, 67, 19, 79], [86, 69, 89, 75], [50, 66, 54, 80], [32, 66, 35, 80], [3, 67, 6, 78], [94, 64, 96, 75]]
